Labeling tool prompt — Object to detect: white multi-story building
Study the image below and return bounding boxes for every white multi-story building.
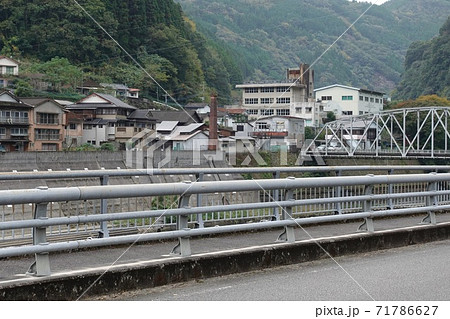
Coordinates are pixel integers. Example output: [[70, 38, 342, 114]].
[[315, 84, 384, 119], [235, 64, 321, 127]]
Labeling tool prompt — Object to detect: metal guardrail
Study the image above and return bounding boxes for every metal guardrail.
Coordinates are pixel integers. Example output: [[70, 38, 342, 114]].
[[1, 166, 450, 240], [0, 171, 449, 276]]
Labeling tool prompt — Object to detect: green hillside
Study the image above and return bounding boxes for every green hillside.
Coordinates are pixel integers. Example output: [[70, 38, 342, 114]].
[[393, 17, 450, 100], [176, 0, 450, 94], [0, 0, 242, 104]]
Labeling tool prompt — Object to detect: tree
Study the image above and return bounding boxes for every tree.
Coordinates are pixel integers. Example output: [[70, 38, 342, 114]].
[[29, 57, 83, 92]]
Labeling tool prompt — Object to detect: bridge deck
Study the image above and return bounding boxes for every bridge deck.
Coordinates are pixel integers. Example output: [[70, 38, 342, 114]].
[[1, 212, 449, 295]]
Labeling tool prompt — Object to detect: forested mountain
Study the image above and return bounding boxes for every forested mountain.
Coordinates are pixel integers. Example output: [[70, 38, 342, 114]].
[[393, 17, 450, 100], [176, 0, 450, 94], [0, 0, 242, 104]]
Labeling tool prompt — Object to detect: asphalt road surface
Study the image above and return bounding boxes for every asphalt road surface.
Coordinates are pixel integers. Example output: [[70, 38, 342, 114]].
[[92, 239, 450, 301]]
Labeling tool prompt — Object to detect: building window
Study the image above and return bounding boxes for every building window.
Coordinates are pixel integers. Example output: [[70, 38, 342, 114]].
[[359, 96, 364, 101], [244, 98, 259, 105], [261, 109, 274, 116], [375, 98, 380, 103], [276, 87, 290, 93], [275, 121, 286, 131], [277, 86, 291, 93], [276, 109, 290, 116], [276, 97, 290, 104], [244, 88, 259, 93], [35, 129, 60, 140], [365, 97, 369, 102], [10, 128, 28, 136], [321, 96, 332, 101], [37, 113, 59, 125], [83, 124, 93, 130], [97, 108, 116, 115], [305, 107, 312, 114], [246, 109, 258, 115], [256, 122, 270, 130], [69, 123, 77, 130], [370, 97, 374, 102], [342, 96, 353, 101], [260, 98, 274, 104], [261, 87, 274, 93], [295, 107, 302, 113], [0, 127, 5, 137], [2, 111, 28, 124], [236, 125, 244, 132], [342, 111, 353, 116], [42, 143, 58, 151], [5, 66, 15, 75]]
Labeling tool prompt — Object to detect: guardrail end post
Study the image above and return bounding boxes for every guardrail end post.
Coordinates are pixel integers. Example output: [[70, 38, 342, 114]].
[[357, 217, 375, 233]]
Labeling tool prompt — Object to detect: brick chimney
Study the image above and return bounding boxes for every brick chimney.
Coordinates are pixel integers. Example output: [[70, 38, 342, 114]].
[[208, 94, 218, 151]]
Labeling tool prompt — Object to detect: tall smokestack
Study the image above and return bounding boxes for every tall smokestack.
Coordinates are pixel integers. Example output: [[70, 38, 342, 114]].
[[208, 94, 218, 151]]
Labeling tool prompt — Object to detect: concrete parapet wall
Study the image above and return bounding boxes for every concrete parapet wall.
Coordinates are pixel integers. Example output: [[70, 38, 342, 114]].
[[1, 222, 449, 301]]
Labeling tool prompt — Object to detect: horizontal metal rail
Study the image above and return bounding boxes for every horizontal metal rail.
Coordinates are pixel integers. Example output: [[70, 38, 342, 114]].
[[0, 172, 449, 205], [0, 165, 449, 181], [1, 188, 450, 231]]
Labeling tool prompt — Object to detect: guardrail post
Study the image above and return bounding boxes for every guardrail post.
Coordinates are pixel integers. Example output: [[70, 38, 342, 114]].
[[388, 169, 394, 209], [171, 184, 192, 257], [422, 177, 437, 225], [26, 186, 51, 277], [272, 170, 281, 221], [195, 173, 204, 228], [277, 180, 295, 243], [358, 178, 375, 233], [334, 170, 342, 214], [99, 175, 110, 238]]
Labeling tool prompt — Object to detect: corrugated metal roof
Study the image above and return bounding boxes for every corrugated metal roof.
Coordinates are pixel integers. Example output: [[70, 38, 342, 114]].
[[156, 121, 179, 132], [178, 123, 204, 134]]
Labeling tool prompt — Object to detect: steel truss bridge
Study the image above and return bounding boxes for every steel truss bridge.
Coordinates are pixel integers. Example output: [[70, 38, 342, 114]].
[[306, 107, 450, 158]]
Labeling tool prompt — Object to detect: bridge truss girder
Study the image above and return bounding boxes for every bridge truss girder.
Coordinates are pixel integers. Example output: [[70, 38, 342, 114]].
[[307, 106, 450, 158]]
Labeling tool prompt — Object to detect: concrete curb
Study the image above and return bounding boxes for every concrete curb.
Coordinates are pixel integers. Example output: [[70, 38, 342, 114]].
[[1, 222, 449, 301]]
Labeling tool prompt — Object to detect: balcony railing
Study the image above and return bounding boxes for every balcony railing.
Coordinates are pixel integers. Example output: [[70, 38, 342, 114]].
[[35, 134, 61, 141], [0, 117, 29, 124], [37, 120, 59, 125], [252, 131, 289, 138]]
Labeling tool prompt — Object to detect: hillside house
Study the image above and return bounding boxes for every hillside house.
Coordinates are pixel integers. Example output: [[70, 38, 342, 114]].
[[66, 93, 155, 147], [0, 56, 19, 89], [0, 90, 33, 152], [21, 98, 67, 151]]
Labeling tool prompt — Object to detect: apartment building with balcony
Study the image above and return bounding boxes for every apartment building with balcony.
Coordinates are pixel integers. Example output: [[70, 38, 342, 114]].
[[235, 64, 320, 127], [0, 90, 33, 152], [21, 98, 68, 151]]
